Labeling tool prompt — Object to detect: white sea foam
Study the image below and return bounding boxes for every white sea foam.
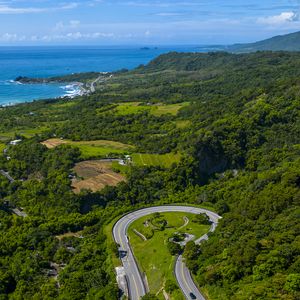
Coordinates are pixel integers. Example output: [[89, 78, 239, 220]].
[[60, 83, 82, 98]]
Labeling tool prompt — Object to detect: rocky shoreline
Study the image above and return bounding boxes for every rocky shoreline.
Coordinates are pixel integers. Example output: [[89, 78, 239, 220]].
[[14, 72, 112, 97]]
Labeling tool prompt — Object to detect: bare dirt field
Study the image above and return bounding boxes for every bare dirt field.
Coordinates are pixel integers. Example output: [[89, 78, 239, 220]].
[[71, 160, 125, 193], [41, 138, 67, 148]]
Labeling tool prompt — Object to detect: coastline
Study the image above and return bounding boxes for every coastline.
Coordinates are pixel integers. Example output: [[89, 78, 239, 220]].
[[0, 80, 84, 108]]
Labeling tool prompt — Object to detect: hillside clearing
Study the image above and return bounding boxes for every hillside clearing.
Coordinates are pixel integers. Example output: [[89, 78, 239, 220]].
[[41, 138, 133, 159], [71, 160, 125, 193], [132, 153, 181, 168], [0, 143, 5, 153], [112, 102, 190, 116]]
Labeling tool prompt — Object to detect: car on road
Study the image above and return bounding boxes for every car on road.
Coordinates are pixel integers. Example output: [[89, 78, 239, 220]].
[[189, 292, 197, 299], [119, 250, 127, 258]]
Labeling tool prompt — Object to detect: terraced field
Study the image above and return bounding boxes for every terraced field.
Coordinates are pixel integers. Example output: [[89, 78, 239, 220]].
[[114, 102, 190, 116], [41, 138, 134, 159], [0, 127, 48, 142], [0, 143, 5, 153], [71, 160, 125, 193], [132, 153, 181, 168]]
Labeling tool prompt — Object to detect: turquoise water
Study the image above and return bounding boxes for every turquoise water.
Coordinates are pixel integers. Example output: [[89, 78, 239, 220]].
[[0, 46, 210, 106]]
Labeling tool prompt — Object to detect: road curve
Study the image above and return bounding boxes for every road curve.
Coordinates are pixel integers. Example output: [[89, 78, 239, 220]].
[[112, 205, 221, 300]]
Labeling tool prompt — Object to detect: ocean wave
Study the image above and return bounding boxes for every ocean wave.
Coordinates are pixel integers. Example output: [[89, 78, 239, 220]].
[[60, 83, 82, 98], [0, 80, 23, 85]]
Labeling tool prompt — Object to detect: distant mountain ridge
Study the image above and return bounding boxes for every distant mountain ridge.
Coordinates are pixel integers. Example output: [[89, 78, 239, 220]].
[[226, 31, 300, 52]]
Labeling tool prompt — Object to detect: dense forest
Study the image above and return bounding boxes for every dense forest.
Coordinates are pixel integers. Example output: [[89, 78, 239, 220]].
[[0, 51, 299, 299]]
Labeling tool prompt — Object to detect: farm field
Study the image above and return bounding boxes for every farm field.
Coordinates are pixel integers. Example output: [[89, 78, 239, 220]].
[[71, 160, 125, 193], [132, 153, 181, 168], [0, 143, 5, 153], [115, 102, 149, 115], [175, 120, 191, 129], [0, 127, 48, 142], [128, 212, 210, 299], [150, 102, 190, 116], [41, 138, 134, 159], [114, 102, 190, 116]]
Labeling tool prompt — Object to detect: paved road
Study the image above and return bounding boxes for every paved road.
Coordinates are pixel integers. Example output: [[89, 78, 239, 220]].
[[90, 76, 102, 93], [176, 255, 205, 300], [0, 170, 15, 183], [113, 205, 221, 300]]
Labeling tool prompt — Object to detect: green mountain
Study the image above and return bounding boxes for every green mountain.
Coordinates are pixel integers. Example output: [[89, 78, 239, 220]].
[[227, 30, 300, 52], [0, 51, 299, 299]]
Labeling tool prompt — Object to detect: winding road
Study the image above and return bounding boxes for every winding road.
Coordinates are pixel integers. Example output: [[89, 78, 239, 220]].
[[113, 206, 221, 300]]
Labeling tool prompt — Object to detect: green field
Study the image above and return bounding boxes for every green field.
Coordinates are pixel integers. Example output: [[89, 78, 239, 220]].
[[150, 102, 190, 116], [113, 102, 190, 116], [42, 138, 134, 159], [175, 120, 191, 129], [0, 143, 6, 153], [0, 127, 49, 142], [128, 212, 210, 299], [115, 102, 150, 115], [132, 153, 181, 168]]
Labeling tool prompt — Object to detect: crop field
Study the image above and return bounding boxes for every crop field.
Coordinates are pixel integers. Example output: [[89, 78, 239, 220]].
[[175, 120, 191, 129], [132, 153, 181, 168], [71, 160, 125, 193], [128, 212, 210, 299], [115, 102, 150, 115], [113, 102, 190, 116], [150, 102, 190, 116], [0, 143, 5, 153], [0, 127, 48, 142], [41, 138, 134, 159]]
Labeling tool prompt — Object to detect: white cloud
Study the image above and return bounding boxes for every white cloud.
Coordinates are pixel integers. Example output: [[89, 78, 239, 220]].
[[54, 20, 81, 31], [258, 11, 299, 25], [0, 31, 115, 43], [156, 12, 183, 16], [70, 20, 81, 28], [0, 33, 26, 42], [0, 4, 45, 14], [0, 2, 79, 14]]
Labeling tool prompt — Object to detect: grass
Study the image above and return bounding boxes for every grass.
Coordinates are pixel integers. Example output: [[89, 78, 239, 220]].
[[132, 153, 181, 168], [175, 120, 191, 129], [115, 102, 150, 116], [50, 101, 77, 109], [112, 102, 190, 117], [150, 102, 190, 117], [0, 143, 6, 153], [128, 212, 210, 299], [0, 127, 48, 141], [41, 138, 134, 159], [111, 161, 130, 174]]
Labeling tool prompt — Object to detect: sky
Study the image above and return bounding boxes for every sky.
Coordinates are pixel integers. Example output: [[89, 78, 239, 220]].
[[0, 0, 300, 45]]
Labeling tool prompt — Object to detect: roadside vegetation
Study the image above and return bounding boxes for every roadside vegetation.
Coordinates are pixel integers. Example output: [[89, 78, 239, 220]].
[[128, 212, 210, 299]]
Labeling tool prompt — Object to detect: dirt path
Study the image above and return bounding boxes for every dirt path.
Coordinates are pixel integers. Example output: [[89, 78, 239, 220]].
[[178, 216, 189, 230], [133, 229, 147, 241]]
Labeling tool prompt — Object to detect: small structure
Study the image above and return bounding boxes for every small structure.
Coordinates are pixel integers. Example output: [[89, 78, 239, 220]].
[[9, 139, 22, 146], [116, 267, 129, 298]]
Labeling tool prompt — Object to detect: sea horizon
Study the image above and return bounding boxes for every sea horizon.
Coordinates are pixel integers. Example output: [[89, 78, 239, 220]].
[[0, 45, 222, 106]]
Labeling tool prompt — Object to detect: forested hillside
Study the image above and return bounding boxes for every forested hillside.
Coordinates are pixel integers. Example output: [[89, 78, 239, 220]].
[[227, 30, 300, 52], [0, 51, 299, 299]]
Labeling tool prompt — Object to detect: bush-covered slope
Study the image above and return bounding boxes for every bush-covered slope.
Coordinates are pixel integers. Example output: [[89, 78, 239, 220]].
[[0, 51, 299, 299]]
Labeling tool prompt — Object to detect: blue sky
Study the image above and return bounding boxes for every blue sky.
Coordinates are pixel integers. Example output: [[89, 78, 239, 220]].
[[0, 0, 300, 45]]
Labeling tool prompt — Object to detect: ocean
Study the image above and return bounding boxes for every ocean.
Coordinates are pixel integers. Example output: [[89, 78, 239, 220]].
[[0, 45, 214, 106]]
